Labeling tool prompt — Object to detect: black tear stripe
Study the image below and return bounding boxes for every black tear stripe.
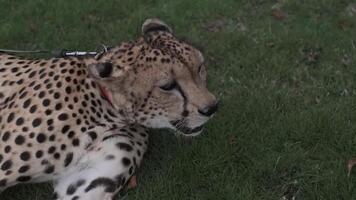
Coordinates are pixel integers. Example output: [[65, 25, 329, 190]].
[[84, 177, 117, 193], [175, 82, 189, 116]]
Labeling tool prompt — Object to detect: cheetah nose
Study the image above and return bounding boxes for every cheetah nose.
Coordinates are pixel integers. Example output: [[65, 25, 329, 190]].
[[198, 101, 219, 117]]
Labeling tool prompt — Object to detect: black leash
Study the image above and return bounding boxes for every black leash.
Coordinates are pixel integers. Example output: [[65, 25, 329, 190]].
[[0, 44, 110, 58]]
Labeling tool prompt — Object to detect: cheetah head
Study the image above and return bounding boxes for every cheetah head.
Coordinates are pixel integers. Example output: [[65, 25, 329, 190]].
[[87, 19, 217, 136]]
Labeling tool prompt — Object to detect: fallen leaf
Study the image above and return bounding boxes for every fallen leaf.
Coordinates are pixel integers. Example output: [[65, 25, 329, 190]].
[[127, 175, 137, 189], [229, 136, 237, 145], [271, 9, 287, 20], [347, 158, 356, 177], [338, 19, 351, 31], [301, 47, 322, 66]]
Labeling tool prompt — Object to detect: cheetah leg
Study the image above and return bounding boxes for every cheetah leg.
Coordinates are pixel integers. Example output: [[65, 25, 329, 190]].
[[53, 132, 147, 200]]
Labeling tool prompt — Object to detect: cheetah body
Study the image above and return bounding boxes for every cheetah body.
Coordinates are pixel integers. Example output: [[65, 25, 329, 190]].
[[0, 19, 217, 199]]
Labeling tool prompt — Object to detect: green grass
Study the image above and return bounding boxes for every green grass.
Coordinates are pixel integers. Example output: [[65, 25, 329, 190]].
[[1, 0, 356, 199]]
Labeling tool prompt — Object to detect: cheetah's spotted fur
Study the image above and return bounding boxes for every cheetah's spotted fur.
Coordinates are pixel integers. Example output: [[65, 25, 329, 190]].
[[0, 19, 217, 199]]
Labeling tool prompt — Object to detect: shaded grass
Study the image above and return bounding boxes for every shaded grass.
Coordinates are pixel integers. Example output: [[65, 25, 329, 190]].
[[1, 0, 356, 199]]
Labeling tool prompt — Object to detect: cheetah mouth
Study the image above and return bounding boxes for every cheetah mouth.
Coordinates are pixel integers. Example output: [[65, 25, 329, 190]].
[[170, 120, 204, 135]]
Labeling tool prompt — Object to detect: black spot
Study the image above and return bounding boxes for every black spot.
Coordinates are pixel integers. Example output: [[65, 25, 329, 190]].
[[47, 119, 54, 126], [1, 160, 12, 170], [68, 131, 75, 138], [64, 153, 73, 167], [65, 86, 72, 94], [36, 150, 43, 158], [53, 153, 61, 160], [84, 177, 117, 193], [36, 133, 47, 143], [0, 179, 7, 187], [58, 113, 69, 121], [49, 134, 56, 141], [54, 92, 60, 99], [122, 157, 131, 167], [42, 98, 50, 107], [15, 135, 25, 145], [4, 146, 11, 153], [7, 113, 14, 123], [55, 103, 62, 110], [33, 84, 41, 90], [20, 151, 31, 161], [60, 62, 67, 67], [23, 99, 31, 108], [62, 125, 70, 134], [29, 105, 37, 113], [18, 165, 30, 173], [28, 71, 36, 78], [32, 118, 42, 127], [16, 176, 31, 182], [87, 131, 97, 140], [67, 184, 77, 195], [15, 117, 24, 126], [116, 142, 133, 152], [72, 138, 80, 146], [48, 146, 56, 154], [76, 179, 86, 187], [44, 165, 55, 174], [2, 131, 10, 141], [38, 91, 46, 98], [45, 109, 53, 115], [72, 196, 79, 200], [105, 155, 115, 160]]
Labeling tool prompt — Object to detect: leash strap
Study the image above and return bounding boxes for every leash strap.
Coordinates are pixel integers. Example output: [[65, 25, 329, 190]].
[[0, 44, 111, 58]]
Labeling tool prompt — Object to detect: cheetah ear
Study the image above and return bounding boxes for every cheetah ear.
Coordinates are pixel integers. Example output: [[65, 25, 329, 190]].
[[142, 18, 173, 40], [88, 62, 114, 79]]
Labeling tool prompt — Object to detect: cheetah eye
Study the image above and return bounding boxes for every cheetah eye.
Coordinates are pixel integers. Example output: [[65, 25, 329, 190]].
[[159, 81, 177, 91]]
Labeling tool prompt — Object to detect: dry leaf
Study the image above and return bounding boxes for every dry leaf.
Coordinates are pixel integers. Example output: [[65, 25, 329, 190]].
[[127, 175, 137, 189], [271, 9, 287, 21], [229, 136, 237, 145], [338, 19, 351, 31]]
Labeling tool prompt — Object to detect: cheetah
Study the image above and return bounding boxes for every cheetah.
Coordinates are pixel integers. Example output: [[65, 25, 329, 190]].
[[0, 19, 218, 200]]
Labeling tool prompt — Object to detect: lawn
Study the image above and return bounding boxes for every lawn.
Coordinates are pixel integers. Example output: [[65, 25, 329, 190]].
[[1, 0, 356, 199]]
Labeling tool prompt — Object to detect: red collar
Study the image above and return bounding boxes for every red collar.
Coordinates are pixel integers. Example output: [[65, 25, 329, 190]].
[[98, 84, 113, 106]]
